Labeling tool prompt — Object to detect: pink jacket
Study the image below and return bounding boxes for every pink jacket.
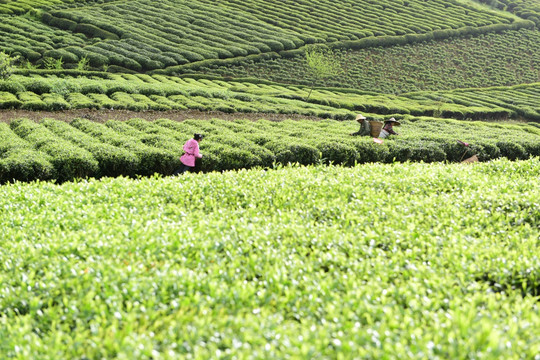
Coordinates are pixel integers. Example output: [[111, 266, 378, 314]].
[[180, 138, 202, 167]]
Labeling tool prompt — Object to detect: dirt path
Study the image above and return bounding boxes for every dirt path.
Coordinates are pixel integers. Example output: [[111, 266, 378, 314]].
[[0, 109, 322, 123]]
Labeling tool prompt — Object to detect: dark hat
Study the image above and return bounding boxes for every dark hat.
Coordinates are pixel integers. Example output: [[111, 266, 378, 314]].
[[384, 117, 401, 126], [194, 133, 204, 140]]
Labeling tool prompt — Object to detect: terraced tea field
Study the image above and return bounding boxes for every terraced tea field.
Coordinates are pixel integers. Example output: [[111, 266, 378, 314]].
[[0, 0, 539, 358], [191, 28, 540, 93], [0, 0, 523, 72], [2, 74, 540, 121]]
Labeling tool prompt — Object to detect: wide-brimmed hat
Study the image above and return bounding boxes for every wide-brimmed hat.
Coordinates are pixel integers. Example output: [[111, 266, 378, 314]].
[[384, 117, 401, 126], [355, 114, 367, 121]]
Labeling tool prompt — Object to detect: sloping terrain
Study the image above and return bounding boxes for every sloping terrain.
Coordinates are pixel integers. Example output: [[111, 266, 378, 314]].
[[0, 0, 522, 72], [1, 1, 540, 358], [185, 28, 540, 93], [474, 0, 540, 26], [2, 116, 539, 183]]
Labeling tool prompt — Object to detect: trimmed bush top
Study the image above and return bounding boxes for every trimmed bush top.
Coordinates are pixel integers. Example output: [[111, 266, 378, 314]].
[[0, 158, 539, 357]]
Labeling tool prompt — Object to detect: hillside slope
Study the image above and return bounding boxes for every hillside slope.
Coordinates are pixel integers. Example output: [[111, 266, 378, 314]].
[[0, 0, 523, 72], [184, 28, 540, 93]]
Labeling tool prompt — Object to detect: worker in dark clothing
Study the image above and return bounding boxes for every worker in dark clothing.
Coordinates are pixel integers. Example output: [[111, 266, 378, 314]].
[[350, 114, 370, 136]]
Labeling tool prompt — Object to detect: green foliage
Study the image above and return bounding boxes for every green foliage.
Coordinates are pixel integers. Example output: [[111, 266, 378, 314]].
[[75, 56, 90, 71], [42, 57, 64, 70], [10, 118, 99, 182], [42, 118, 140, 177], [0, 159, 539, 358], [70, 118, 179, 176], [0, 0, 519, 72], [0, 51, 19, 80], [74, 23, 120, 40], [0, 122, 54, 182], [474, 0, 540, 26], [1, 74, 540, 121], [0, 91, 22, 109], [194, 29, 540, 94], [304, 45, 342, 100]]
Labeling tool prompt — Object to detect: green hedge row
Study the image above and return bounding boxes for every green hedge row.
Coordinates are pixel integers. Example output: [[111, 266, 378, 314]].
[[10, 118, 99, 182], [0, 123, 54, 182], [1, 73, 539, 121], [154, 20, 534, 76], [5, 0, 514, 71], [186, 28, 540, 95], [70, 118, 179, 176], [41, 118, 140, 177], [474, 0, 540, 26], [3, 116, 538, 183]]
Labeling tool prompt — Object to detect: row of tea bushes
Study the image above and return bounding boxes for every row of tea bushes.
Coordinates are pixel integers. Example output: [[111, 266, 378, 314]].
[[0, 15, 87, 63], [405, 83, 540, 121], [0, 123, 54, 182], [3, 73, 540, 121], [0, 0, 111, 15], [475, 0, 540, 26], [0, 159, 539, 358], [9, 118, 99, 182], [1, 116, 539, 183]]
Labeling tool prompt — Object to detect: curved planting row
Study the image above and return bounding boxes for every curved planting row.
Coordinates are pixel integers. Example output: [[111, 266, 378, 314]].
[[0, 0, 108, 15], [0, 74, 355, 119], [0, 16, 87, 63], [4, 73, 540, 121], [208, 0, 512, 40], [0, 0, 520, 71], [475, 0, 540, 26], [0, 0, 62, 15], [1, 117, 539, 183], [405, 83, 540, 121]]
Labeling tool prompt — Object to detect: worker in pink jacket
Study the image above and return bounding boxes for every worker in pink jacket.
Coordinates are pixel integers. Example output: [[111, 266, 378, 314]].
[[173, 133, 203, 175]]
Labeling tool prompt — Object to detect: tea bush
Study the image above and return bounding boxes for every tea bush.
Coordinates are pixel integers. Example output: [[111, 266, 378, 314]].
[[0, 123, 54, 182], [193, 29, 540, 93], [70, 118, 179, 176], [10, 118, 99, 181], [41, 119, 139, 177], [4, 73, 537, 121], [0, 159, 539, 358]]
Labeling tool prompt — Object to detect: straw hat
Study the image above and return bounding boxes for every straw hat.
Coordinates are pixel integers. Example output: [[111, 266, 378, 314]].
[[384, 117, 401, 126], [355, 114, 367, 121]]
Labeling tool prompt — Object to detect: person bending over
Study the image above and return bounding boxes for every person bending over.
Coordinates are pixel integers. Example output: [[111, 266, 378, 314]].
[[379, 118, 400, 139]]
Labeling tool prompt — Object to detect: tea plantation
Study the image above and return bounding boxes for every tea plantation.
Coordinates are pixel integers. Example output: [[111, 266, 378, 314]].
[[0, 0, 539, 358], [2, 74, 540, 120]]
